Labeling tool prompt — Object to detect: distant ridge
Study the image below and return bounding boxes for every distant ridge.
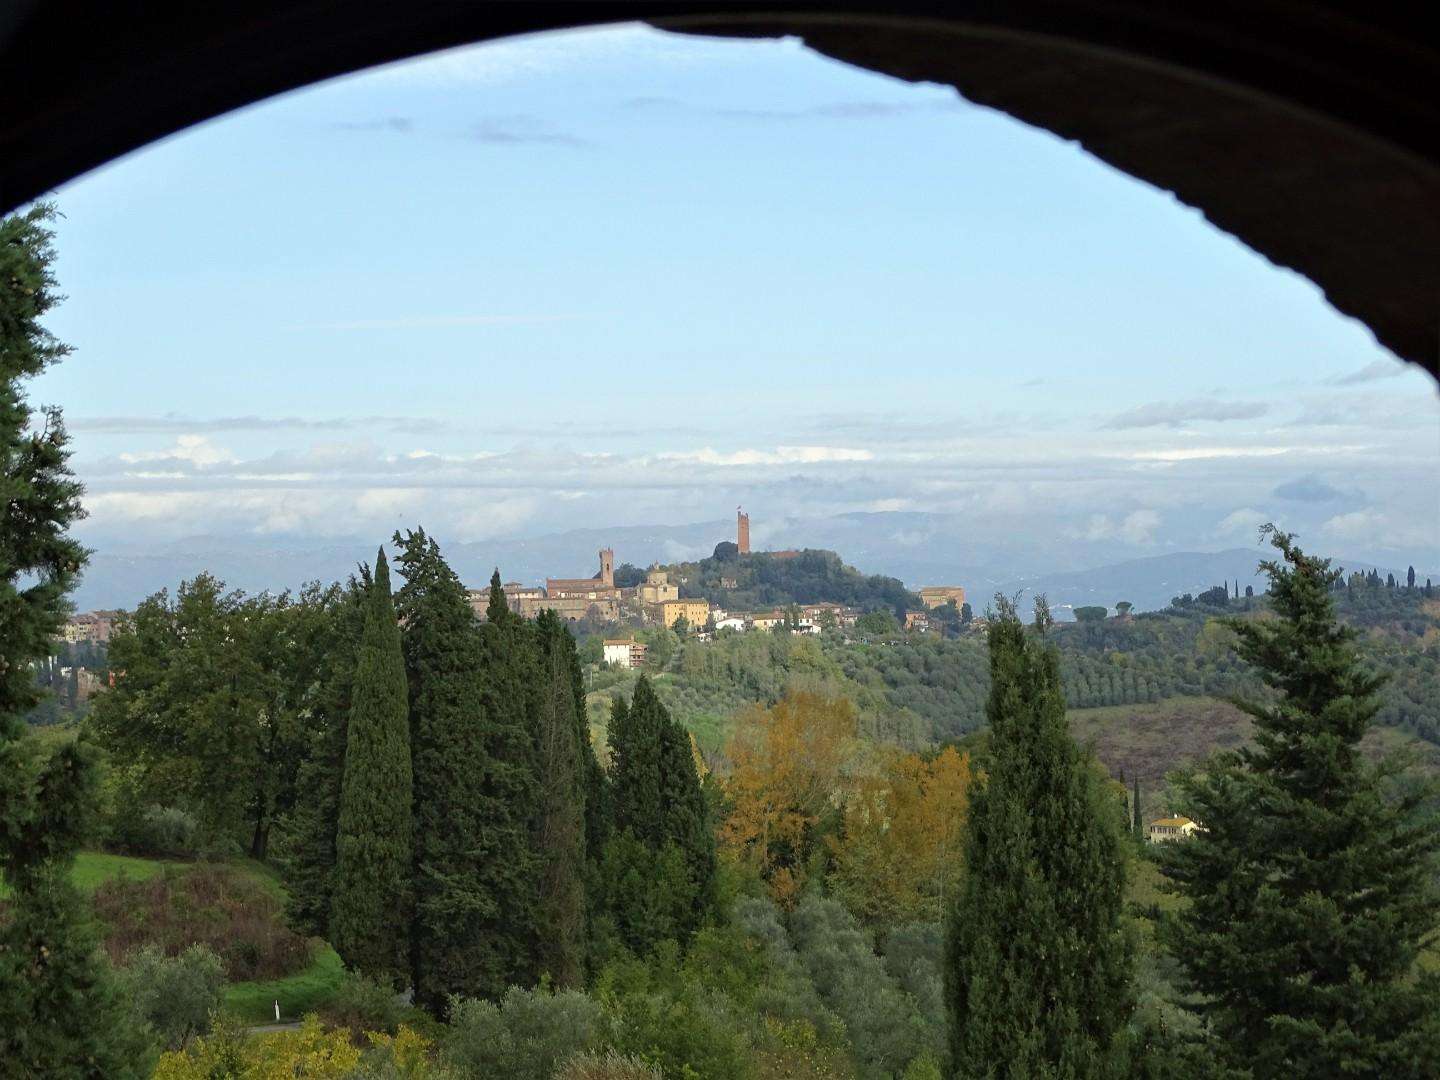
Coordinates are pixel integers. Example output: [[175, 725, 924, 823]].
[[69, 514, 1429, 614]]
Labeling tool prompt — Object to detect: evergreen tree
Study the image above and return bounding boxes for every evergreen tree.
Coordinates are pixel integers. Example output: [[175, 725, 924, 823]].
[[469, 569, 543, 995], [278, 574, 368, 938], [1407, 565, 1416, 589], [1132, 777, 1143, 841], [0, 204, 150, 1076], [1158, 528, 1440, 1077], [532, 609, 590, 988], [945, 597, 1133, 1078], [398, 539, 538, 1009], [605, 677, 715, 948], [608, 684, 664, 845], [330, 549, 413, 985]]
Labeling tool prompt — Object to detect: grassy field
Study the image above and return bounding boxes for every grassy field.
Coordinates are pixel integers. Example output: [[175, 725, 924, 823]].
[[1069, 694, 1440, 785], [3, 848, 348, 1023], [223, 945, 346, 1023], [0, 849, 186, 899]]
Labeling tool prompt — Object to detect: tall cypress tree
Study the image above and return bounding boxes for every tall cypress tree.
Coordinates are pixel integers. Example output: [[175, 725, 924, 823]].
[[655, 698, 716, 933], [396, 534, 538, 1008], [330, 549, 413, 985], [946, 598, 1133, 1078], [605, 677, 715, 948], [468, 570, 543, 995], [1158, 528, 1440, 1077], [609, 679, 665, 845], [279, 572, 368, 939], [532, 609, 590, 987], [0, 204, 150, 1075], [1132, 777, 1143, 841]]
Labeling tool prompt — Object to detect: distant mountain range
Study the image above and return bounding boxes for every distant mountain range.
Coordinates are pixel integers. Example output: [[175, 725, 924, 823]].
[[70, 512, 1428, 617]]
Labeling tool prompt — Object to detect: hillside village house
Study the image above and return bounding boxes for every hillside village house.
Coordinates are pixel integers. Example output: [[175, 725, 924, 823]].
[[659, 597, 711, 629], [59, 611, 118, 644], [748, 611, 785, 632], [602, 639, 648, 670], [1147, 816, 1202, 843]]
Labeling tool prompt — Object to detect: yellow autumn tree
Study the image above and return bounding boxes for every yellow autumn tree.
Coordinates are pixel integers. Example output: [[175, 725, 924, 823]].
[[719, 692, 857, 905], [831, 746, 974, 923]]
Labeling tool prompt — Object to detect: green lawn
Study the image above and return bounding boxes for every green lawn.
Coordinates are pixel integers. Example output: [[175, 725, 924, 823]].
[[3, 849, 349, 1023], [0, 849, 186, 899], [223, 945, 346, 1023]]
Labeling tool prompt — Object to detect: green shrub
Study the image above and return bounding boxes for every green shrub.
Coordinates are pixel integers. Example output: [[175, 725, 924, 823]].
[[443, 985, 609, 1080], [92, 863, 313, 980], [320, 971, 405, 1039], [556, 1051, 662, 1080], [596, 944, 751, 1080], [117, 944, 225, 1050], [789, 896, 935, 1080]]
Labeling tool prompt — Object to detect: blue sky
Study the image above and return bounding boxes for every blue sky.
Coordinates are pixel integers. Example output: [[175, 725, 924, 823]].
[[26, 23, 1439, 570]]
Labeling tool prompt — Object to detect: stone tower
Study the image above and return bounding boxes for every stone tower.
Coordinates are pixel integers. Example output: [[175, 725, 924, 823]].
[[599, 547, 614, 587], [737, 508, 750, 555]]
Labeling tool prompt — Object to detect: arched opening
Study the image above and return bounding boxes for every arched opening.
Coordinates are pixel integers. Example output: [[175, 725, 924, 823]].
[[4, 12, 1437, 1076], [2, 4, 1436, 375]]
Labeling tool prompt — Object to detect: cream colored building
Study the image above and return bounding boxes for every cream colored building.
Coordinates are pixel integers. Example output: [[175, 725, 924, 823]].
[[659, 598, 711, 629], [638, 568, 679, 605], [749, 611, 785, 632], [1147, 816, 1201, 843]]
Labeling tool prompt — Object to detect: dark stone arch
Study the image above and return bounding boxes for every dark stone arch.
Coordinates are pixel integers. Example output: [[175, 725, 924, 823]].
[[1, 3, 1434, 378]]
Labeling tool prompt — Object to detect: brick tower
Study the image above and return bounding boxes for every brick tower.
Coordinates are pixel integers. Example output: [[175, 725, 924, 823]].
[[599, 547, 614, 587], [737, 508, 750, 555]]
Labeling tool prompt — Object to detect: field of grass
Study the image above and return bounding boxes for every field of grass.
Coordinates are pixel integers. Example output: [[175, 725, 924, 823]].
[[223, 945, 346, 1023], [0, 849, 187, 899], [3, 848, 348, 1023], [1069, 694, 1440, 785]]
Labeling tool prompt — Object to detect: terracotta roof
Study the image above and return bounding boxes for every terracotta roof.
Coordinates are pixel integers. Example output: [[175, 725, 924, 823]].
[[1150, 816, 1195, 828]]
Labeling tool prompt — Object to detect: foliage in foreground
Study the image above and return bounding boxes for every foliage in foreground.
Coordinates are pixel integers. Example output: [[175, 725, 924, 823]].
[[0, 203, 151, 1077], [1159, 529, 1440, 1078], [946, 598, 1134, 1078]]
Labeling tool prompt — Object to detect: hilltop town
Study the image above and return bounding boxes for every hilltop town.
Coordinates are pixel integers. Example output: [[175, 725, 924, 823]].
[[465, 509, 971, 665]]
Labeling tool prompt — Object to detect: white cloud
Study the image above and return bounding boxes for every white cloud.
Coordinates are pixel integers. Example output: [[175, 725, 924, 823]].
[[1067, 509, 1161, 544], [658, 446, 874, 466], [1215, 508, 1271, 537], [119, 435, 237, 469], [1124, 446, 1296, 463], [1119, 509, 1161, 544]]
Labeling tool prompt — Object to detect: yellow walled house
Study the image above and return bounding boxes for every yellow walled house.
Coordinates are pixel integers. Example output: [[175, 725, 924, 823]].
[[1147, 816, 1202, 843], [659, 598, 711, 629]]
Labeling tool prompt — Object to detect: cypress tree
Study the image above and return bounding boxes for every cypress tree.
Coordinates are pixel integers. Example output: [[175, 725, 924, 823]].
[[398, 538, 538, 1008], [946, 597, 1133, 1078], [604, 677, 715, 949], [656, 700, 717, 933], [608, 680, 665, 844], [1132, 777, 1143, 841], [331, 549, 413, 985], [532, 609, 590, 987], [470, 569, 543, 995], [1158, 528, 1440, 1077], [0, 204, 151, 1076], [279, 573, 368, 939]]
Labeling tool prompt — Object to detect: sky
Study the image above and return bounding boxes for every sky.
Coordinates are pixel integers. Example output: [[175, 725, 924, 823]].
[[25, 22, 1440, 572]]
